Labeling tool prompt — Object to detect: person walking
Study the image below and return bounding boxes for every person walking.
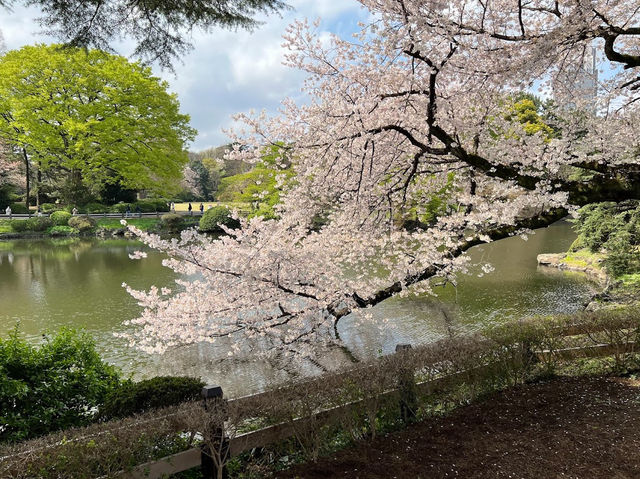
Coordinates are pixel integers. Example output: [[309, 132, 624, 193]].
[[199, 203, 204, 215], [188, 203, 193, 216], [72, 206, 78, 215], [170, 201, 176, 212], [5, 205, 11, 218], [125, 205, 131, 218]]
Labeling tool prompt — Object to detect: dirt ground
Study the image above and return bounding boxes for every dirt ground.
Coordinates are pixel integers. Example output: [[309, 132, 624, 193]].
[[277, 375, 640, 479]]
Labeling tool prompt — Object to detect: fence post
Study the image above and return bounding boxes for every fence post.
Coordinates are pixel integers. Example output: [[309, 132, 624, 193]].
[[395, 344, 417, 423], [201, 385, 229, 479]]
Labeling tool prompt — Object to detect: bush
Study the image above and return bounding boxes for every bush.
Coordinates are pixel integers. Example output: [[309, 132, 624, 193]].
[[99, 376, 204, 420], [50, 210, 72, 226], [199, 206, 240, 232], [0, 327, 123, 442], [9, 203, 29, 214], [111, 199, 170, 214], [160, 213, 183, 233], [573, 202, 640, 277], [110, 202, 130, 213], [136, 198, 170, 213], [68, 215, 96, 232], [48, 225, 78, 236], [83, 202, 109, 214], [10, 220, 29, 233], [40, 203, 60, 213], [25, 217, 52, 231]]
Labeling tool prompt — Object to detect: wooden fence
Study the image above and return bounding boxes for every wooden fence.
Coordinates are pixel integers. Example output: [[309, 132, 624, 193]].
[[1, 317, 637, 479], [117, 322, 639, 479]]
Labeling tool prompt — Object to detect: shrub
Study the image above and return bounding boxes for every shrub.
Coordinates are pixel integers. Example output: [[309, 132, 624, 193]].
[[68, 215, 96, 232], [110, 202, 130, 213], [10, 220, 29, 233], [160, 213, 183, 233], [40, 203, 60, 213], [199, 206, 240, 232], [136, 198, 170, 212], [99, 376, 204, 420], [573, 202, 640, 277], [9, 203, 29, 214], [49, 225, 78, 236], [0, 327, 123, 442], [50, 210, 72, 226], [24, 217, 52, 231], [111, 199, 170, 214], [83, 202, 108, 214]]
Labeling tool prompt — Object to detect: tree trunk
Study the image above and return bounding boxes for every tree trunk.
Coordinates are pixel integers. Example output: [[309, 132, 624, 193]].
[[21, 148, 29, 209]]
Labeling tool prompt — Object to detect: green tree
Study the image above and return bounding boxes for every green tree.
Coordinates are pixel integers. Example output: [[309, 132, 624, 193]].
[[217, 143, 293, 218], [0, 44, 196, 205]]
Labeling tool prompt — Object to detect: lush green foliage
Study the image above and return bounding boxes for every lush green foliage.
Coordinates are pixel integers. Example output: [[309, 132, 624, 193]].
[[48, 225, 78, 236], [504, 97, 555, 138], [0, 328, 122, 443], [68, 215, 96, 232], [8, 203, 28, 214], [10, 217, 52, 232], [111, 199, 170, 213], [99, 376, 204, 421], [49, 210, 72, 226], [40, 203, 59, 213], [401, 172, 459, 228], [160, 213, 184, 233], [573, 202, 640, 277], [0, 45, 195, 205], [216, 144, 293, 219], [199, 205, 240, 232]]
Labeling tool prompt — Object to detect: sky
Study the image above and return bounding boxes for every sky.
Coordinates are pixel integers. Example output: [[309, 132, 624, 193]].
[[0, 1, 369, 151]]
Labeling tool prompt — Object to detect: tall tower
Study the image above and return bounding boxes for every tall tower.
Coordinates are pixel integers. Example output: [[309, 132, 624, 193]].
[[554, 46, 599, 112]]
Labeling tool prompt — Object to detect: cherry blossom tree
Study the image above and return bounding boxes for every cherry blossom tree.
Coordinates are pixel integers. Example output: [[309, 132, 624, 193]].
[[123, 0, 640, 362]]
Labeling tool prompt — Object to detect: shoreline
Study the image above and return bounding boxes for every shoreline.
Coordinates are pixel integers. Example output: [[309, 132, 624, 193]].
[[537, 251, 639, 310]]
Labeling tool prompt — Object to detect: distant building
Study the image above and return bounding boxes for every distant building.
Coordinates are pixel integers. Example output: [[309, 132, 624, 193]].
[[554, 46, 598, 112]]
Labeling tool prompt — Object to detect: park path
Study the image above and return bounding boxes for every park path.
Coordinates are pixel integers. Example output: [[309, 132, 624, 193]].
[[278, 375, 640, 478]]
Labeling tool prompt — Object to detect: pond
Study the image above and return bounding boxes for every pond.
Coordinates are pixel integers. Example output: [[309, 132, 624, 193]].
[[0, 220, 595, 396]]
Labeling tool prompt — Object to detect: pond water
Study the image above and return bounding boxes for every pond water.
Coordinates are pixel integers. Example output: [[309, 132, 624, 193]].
[[0, 220, 595, 396]]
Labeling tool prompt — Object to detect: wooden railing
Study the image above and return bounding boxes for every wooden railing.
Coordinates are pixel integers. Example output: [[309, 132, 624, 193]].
[[118, 325, 639, 479], [2, 318, 637, 479]]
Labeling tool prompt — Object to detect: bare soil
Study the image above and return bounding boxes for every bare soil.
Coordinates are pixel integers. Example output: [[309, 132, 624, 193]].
[[277, 375, 640, 478]]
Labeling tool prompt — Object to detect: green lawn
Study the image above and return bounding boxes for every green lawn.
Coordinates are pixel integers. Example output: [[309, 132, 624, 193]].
[[0, 220, 12, 233], [173, 201, 252, 215], [97, 218, 160, 230]]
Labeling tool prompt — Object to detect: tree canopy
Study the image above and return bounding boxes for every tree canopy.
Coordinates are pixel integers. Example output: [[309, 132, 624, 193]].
[[0, 0, 289, 68], [0, 44, 195, 204], [124, 0, 640, 362]]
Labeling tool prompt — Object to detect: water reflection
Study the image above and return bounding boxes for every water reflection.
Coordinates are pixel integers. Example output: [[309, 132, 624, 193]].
[[0, 221, 595, 396]]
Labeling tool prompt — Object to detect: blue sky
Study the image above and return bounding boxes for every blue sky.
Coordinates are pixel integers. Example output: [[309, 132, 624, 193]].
[[0, 1, 368, 151]]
